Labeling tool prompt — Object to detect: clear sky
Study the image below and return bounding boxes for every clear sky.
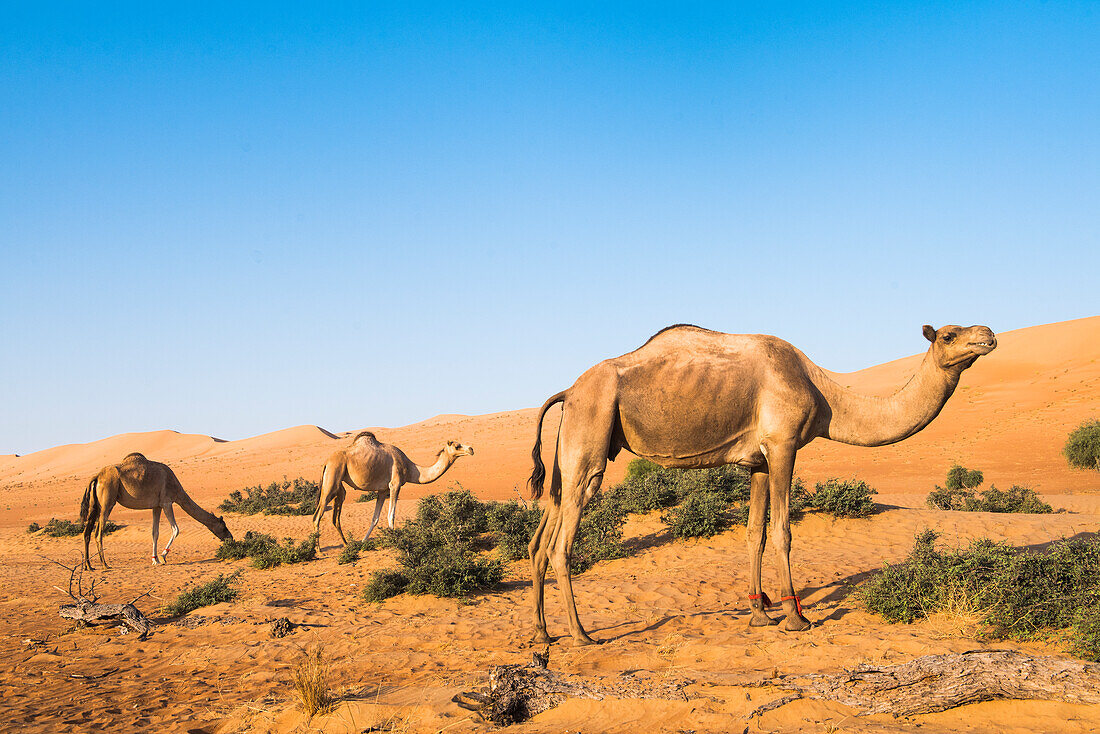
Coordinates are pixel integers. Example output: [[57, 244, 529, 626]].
[[2, 2, 1097, 455]]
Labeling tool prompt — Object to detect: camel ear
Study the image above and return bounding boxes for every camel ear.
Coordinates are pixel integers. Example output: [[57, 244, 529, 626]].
[[922, 325, 937, 343]]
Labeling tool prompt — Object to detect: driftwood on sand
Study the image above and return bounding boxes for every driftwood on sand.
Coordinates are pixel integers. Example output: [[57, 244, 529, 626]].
[[454, 649, 691, 725], [458, 649, 1100, 725], [747, 650, 1100, 718], [49, 557, 152, 640]]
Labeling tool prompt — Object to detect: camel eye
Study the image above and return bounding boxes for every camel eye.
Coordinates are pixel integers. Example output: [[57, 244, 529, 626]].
[[942, 332, 956, 344]]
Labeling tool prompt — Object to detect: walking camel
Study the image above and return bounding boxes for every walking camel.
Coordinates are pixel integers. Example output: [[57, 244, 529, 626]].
[[81, 453, 233, 570], [313, 431, 475, 545], [527, 323, 997, 645]]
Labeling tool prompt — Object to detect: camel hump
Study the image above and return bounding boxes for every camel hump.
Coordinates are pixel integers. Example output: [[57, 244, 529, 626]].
[[351, 431, 378, 444], [122, 452, 147, 461], [640, 323, 714, 347]]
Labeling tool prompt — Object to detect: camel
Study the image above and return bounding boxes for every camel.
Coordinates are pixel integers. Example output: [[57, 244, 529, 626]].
[[313, 431, 475, 545], [527, 323, 997, 645], [80, 453, 233, 570]]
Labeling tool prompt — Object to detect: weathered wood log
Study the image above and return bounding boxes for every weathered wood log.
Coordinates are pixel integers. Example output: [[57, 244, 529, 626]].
[[59, 600, 152, 640], [455, 652, 691, 725], [749, 650, 1100, 718]]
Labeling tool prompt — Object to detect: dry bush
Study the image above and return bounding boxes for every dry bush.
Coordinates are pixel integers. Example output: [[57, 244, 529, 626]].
[[292, 645, 336, 717]]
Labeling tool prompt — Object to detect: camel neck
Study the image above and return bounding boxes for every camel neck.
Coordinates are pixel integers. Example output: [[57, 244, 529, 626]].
[[174, 490, 222, 529], [810, 351, 961, 447], [408, 451, 454, 484]]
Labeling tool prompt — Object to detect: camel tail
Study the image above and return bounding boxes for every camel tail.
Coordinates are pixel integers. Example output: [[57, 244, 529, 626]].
[[528, 390, 567, 501], [80, 477, 98, 528]]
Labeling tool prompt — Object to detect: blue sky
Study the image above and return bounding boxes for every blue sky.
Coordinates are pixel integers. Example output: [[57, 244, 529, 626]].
[[2, 2, 1097, 455]]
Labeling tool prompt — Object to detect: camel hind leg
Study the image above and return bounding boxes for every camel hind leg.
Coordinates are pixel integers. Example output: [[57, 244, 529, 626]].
[[331, 486, 348, 544], [95, 490, 118, 569], [82, 494, 101, 571], [546, 373, 618, 646], [528, 486, 559, 644], [313, 456, 346, 545]]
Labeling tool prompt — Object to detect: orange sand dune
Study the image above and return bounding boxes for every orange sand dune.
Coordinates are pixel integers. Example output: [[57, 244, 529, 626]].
[[0, 316, 1097, 733]]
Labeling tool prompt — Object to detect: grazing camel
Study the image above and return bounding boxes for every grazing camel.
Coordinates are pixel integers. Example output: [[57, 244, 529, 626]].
[[313, 431, 475, 545], [81, 453, 233, 570], [527, 323, 997, 645]]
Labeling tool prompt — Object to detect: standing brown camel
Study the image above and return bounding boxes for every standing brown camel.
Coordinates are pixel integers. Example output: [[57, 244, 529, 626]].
[[81, 453, 233, 570], [527, 323, 997, 645], [313, 431, 474, 545]]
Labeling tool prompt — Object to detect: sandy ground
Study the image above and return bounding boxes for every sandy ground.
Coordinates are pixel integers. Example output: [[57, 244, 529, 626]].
[[1, 315, 1098, 733]]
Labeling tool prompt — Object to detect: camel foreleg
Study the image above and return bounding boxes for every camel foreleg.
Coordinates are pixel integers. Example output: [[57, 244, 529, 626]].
[[747, 468, 779, 626], [765, 441, 810, 632], [151, 507, 162, 565], [158, 504, 180, 563], [362, 492, 386, 543]]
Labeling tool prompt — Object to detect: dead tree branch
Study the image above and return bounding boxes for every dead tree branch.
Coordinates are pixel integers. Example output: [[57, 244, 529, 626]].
[[44, 556, 153, 640], [748, 650, 1100, 718], [455, 649, 691, 725]]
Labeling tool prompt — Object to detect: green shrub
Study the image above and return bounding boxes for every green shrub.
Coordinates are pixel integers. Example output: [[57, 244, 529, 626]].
[[1064, 420, 1100, 471], [413, 487, 489, 543], [486, 499, 542, 561], [164, 573, 240, 616], [945, 464, 984, 490], [364, 489, 503, 600], [361, 570, 410, 602], [337, 539, 364, 564], [926, 484, 973, 511], [624, 458, 663, 482], [662, 490, 734, 538], [977, 485, 1053, 514], [216, 530, 318, 568], [927, 465, 1055, 514], [37, 518, 122, 537], [26, 522, 41, 533], [810, 478, 878, 518], [355, 492, 379, 503], [218, 477, 319, 516], [859, 531, 1100, 660]]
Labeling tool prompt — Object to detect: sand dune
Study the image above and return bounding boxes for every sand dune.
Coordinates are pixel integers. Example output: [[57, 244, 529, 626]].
[[0, 316, 1097, 733]]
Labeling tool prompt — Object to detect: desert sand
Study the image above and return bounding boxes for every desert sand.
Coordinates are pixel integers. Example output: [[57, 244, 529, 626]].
[[1, 316, 1097, 733]]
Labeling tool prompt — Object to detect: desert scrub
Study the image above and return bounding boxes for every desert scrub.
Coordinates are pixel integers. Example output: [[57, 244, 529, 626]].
[[218, 476, 318, 516], [1064, 419, 1100, 472], [336, 539, 363, 564], [809, 478, 878, 518], [858, 531, 1100, 660], [363, 490, 502, 601], [662, 490, 734, 538], [607, 461, 753, 515], [361, 569, 411, 602], [486, 499, 542, 561], [164, 573, 240, 616], [216, 530, 319, 569], [33, 518, 122, 537], [927, 465, 1054, 513]]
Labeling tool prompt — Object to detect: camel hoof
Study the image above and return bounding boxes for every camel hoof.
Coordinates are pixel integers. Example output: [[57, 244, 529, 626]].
[[572, 634, 597, 647], [749, 613, 780, 627], [783, 615, 812, 632], [530, 631, 553, 645]]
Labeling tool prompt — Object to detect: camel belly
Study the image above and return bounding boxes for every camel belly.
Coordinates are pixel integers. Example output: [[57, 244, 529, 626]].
[[614, 357, 765, 468]]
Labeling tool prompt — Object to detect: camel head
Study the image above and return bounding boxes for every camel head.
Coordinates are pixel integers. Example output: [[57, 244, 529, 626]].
[[923, 324, 997, 371], [211, 515, 234, 541], [443, 440, 475, 460]]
